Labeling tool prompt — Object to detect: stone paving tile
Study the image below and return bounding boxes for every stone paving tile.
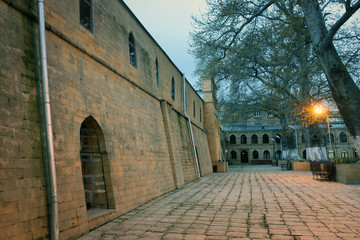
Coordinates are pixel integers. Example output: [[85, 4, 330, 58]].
[[77, 165, 360, 240]]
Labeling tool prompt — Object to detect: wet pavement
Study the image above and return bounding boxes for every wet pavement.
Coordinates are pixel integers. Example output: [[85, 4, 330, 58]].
[[78, 165, 360, 240]]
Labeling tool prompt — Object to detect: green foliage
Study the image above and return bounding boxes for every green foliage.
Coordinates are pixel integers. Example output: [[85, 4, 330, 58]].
[[333, 157, 358, 164]]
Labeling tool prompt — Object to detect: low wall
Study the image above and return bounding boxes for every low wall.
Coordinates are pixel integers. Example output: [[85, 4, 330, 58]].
[[293, 162, 311, 171], [336, 164, 360, 184]]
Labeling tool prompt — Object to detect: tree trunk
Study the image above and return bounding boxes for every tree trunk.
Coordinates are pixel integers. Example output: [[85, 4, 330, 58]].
[[303, 124, 328, 161], [279, 112, 301, 160], [301, 0, 360, 158]]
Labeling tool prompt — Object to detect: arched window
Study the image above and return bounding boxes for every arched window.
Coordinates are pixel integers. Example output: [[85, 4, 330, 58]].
[[231, 150, 237, 159], [171, 77, 175, 100], [328, 149, 335, 159], [341, 149, 348, 158], [155, 58, 159, 87], [275, 134, 281, 144], [339, 132, 347, 143], [80, 116, 114, 210], [230, 135, 236, 144], [303, 150, 307, 160], [193, 100, 196, 118], [301, 134, 305, 143], [263, 150, 270, 160], [326, 133, 334, 143], [251, 134, 258, 144], [241, 134, 247, 144], [129, 32, 137, 67], [252, 150, 259, 159], [262, 134, 269, 144]]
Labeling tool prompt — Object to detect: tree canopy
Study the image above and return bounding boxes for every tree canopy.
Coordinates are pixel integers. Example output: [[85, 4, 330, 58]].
[[190, 0, 360, 152]]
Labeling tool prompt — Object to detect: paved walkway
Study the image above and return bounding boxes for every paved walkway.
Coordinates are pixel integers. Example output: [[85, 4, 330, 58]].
[[78, 165, 360, 240]]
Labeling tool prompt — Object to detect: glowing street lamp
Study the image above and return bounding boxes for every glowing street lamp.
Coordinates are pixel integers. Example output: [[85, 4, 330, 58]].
[[314, 106, 323, 115]]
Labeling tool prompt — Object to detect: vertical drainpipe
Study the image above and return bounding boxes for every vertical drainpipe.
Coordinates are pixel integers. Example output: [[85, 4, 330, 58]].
[[183, 74, 201, 178], [37, 1, 59, 239]]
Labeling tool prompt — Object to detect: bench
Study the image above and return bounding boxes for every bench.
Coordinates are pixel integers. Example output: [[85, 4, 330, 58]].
[[312, 162, 335, 181]]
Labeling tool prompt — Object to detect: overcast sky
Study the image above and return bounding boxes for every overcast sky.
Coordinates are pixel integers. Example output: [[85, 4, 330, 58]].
[[122, 0, 207, 88]]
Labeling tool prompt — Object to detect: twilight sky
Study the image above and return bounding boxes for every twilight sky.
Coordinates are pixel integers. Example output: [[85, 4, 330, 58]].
[[122, 0, 207, 88]]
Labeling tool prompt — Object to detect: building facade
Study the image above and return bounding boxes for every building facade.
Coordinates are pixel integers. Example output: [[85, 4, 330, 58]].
[[0, 1, 221, 239], [223, 110, 356, 164]]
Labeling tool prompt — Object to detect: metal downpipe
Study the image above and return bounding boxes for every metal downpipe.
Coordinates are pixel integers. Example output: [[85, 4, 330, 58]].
[[37, 1, 59, 239], [183, 75, 201, 178]]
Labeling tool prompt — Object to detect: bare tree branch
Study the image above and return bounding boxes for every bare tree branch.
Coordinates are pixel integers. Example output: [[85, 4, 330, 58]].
[[323, 0, 360, 47]]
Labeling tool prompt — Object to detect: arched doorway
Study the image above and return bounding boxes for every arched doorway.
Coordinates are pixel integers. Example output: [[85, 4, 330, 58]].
[[241, 150, 248, 163], [80, 116, 112, 210]]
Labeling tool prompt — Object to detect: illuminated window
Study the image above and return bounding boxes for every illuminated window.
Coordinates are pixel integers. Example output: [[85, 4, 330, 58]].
[[341, 149, 348, 158]]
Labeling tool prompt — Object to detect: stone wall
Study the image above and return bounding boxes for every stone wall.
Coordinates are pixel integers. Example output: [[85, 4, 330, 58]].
[[0, 0, 219, 239], [0, 1, 49, 239]]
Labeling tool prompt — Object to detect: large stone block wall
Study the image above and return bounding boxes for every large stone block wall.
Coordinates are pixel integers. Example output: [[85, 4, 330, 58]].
[[0, 0, 217, 239], [192, 125, 213, 176], [46, 31, 180, 238], [164, 105, 197, 184], [0, 1, 49, 239]]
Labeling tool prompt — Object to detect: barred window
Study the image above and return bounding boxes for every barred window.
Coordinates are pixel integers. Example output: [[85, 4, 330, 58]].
[[129, 32, 137, 67], [155, 58, 159, 87]]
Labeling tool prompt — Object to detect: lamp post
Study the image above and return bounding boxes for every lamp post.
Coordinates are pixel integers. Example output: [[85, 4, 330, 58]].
[[314, 105, 332, 160], [275, 135, 282, 159], [288, 125, 298, 157]]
